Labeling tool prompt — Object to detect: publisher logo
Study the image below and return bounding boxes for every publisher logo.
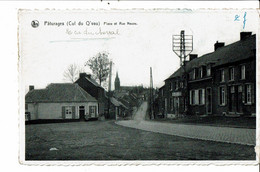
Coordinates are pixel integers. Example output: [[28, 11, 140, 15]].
[[31, 20, 39, 28]]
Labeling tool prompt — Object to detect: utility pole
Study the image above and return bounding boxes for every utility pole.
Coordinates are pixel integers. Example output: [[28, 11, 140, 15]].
[[150, 67, 154, 119], [172, 30, 193, 116]]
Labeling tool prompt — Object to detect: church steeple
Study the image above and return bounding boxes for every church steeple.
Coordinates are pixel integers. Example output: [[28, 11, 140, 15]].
[[115, 71, 120, 90]]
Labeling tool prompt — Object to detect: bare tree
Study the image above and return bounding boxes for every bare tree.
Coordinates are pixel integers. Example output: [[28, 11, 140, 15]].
[[85, 52, 110, 86], [63, 64, 84, 82]]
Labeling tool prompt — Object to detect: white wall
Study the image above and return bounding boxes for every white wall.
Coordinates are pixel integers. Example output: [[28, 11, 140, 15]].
[[27, 102, 98, 120]]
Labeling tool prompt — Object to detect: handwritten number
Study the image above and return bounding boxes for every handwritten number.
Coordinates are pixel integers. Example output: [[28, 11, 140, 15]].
[[243, 12, 247, 29], [234, 15, 240, 21], [234, 12, 247, 30]]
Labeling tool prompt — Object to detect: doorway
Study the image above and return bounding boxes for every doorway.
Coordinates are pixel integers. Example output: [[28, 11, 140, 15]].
[[206, 88, 212, 114], [79, 106, 85, 121]]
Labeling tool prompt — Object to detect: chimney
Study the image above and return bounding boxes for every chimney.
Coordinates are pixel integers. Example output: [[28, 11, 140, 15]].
[[189, 54, 198, 61], [29, 85, 34, 91], [240, 32, 252, 40], [214, 41, 225, 51], [79, 73, 87, 78], [79, 72, 91, 79]]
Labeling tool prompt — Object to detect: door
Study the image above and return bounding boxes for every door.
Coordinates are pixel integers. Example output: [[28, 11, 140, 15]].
[[79, 106, 85, 120], [237, 85, 243, 113], [174, 97, 179, 115], [228, 86, 236, 112], [206, 88, 212, 114], [164, 98, 167, 115]]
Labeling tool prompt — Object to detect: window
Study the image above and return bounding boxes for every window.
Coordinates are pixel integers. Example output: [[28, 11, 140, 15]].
[[199, 89, 202, 105], [175, 80, 179, 90], [241, 65, 245, 80], [65, 106, 72, 119], [246, 84, 252, 104], [199, 67, 203, 78], [170, 98, 174, 110], [193, 68, 196, 80], [219, 87, 226, 105], [238, 85, 243, 92], [221, 69, 225, 82], [169, 82, 173, 91], [231, 86, 235, 93], [229, 67, 235, 81], [189, 72, 193, 80], [198, 89, 205, 105], [89, 106, 97, 115], [25, 103, 28, 110], [180, 82, 183, 88], [190, 89, 205, 105], [207, 66, 211, 76]]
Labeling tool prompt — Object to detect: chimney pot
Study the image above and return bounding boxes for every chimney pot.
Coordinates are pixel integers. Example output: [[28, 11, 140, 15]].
[[240, 32, 252, 40], [79, 72, 91, 79], [79, 73, 87, 78], [214, 41, 225, 51], [29, 85, 34, 91], [189, 54, 198, 61]]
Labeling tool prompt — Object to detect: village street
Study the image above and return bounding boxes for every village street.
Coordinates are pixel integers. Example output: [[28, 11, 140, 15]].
[[116, 102, 256, 146], [26, 102, 255, 160]]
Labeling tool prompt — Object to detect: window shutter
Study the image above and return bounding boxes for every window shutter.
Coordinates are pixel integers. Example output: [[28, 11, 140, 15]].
[[224, 85, 227, 105], [218, 87, 220, 105], [72, 106, 76, 119], [189, 90, 192, 105], [252, 84, 255, 104], [62, 106, 65, 119], [203, 66, 206, 77], [202, 89, 205, 105], [239, 66, 241, 79], [242, 85, 245, 104]]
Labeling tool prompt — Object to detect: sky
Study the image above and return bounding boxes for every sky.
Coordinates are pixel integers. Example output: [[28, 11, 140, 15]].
[[19, 9, 258, 92]]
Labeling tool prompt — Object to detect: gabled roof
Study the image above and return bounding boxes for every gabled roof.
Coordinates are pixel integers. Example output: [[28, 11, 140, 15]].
[[84, 76, 102, 88], [26, 83, 97, 103], [110, 97, 128, 109], [166, 34, 256, 80]]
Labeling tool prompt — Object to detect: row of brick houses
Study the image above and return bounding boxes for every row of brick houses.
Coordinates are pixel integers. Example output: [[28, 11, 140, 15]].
[[156, 32, 256, 118]]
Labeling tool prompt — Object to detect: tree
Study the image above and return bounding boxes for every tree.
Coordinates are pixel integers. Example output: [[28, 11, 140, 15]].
[[85, 52, 110, 87], [63, 64, 84, 82]]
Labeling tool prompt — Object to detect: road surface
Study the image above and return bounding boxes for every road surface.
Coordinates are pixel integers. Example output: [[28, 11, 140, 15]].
[[116, 101, 256, 146]]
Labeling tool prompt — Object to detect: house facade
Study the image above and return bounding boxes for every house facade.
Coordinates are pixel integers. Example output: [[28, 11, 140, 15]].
[[157, 32, 256, 118], [25, 83, 98, 121], [157, 85, 166, 118], [110, 97, 129, 119], [75, 73, 108, 117]]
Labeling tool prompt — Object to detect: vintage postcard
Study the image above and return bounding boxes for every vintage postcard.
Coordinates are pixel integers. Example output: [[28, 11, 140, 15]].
[[18, 8, 259, 165]]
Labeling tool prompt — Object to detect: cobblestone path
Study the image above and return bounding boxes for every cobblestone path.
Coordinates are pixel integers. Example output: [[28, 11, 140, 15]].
[[116, 102, 256, 146]]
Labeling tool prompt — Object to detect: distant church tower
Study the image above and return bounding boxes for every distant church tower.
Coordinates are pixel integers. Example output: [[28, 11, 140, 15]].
[[114, 71, 120, 90]]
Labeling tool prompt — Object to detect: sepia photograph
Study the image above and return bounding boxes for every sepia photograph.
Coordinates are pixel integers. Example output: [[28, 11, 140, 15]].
[[18, 8, 258, 163]]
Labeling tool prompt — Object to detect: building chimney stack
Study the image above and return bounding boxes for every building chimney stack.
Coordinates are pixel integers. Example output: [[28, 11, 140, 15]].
[[79, 73, 91, 79], [79, 73, 87, 78], [29, 85, 34, 91], [240, 32, 252, 40], [214, 41, 225, 51], [189, 54, 198, 61]]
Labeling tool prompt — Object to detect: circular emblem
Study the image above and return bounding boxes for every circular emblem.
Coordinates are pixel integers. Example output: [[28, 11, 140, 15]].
[[31, 20, 39, 28]]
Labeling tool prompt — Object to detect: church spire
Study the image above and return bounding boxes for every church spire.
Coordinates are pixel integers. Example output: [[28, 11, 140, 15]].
[[115, 71, 120, 90]]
